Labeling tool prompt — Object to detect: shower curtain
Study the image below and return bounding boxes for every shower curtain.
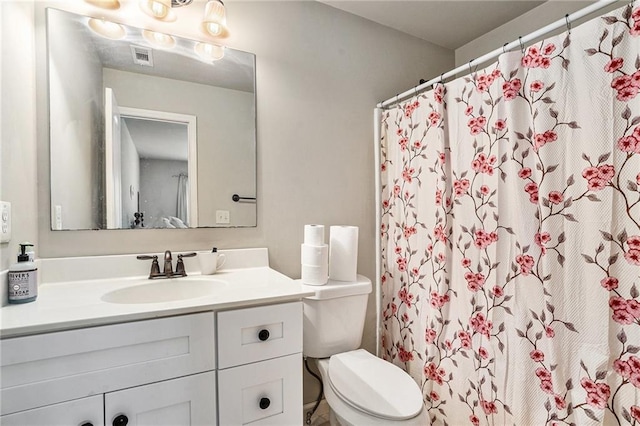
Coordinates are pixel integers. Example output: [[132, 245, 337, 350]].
[[177, 173, 189, 225], [380, 4, 640, 425]]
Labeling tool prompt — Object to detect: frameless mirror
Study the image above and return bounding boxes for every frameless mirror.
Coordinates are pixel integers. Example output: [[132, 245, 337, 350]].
[[47, 8, 256, 230]]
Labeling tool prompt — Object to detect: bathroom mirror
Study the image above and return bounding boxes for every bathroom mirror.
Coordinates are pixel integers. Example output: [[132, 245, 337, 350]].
[[47, 8, 256, 230]]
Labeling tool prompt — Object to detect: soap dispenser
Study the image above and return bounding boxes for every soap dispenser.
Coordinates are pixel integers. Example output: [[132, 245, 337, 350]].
[[8, 243, 38, 304]]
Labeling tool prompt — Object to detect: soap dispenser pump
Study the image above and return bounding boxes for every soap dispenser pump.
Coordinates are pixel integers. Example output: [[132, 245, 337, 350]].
[[8, 243, 38, 304]]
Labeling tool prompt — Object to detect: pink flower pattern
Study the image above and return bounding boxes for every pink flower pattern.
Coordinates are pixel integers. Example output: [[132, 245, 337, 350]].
[[380, 4, 640, 424]]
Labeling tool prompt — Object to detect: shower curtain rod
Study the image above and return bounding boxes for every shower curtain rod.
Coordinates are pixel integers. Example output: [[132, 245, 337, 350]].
[[377, 0, 619, 109]]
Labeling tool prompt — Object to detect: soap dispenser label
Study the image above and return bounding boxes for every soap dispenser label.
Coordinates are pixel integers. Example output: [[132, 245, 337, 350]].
[[8, 269, 37, 301]]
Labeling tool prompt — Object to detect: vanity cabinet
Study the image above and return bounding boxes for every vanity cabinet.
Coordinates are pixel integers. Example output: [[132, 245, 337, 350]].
[[0, 301, 303, 426], [217, 302, 303, 425]]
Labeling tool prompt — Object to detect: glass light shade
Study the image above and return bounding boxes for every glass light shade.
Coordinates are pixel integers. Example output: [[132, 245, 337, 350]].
[[139, 0, 171, 19], [202, 0, 229, 38], [87, 18, 125, 40], [84, 0, 121, 10], [142, 30, 176, 49], [194, 42, 225, 61]]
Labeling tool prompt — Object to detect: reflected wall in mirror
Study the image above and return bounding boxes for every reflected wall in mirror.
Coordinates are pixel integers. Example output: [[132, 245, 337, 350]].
[[47, 8, 256, 230]]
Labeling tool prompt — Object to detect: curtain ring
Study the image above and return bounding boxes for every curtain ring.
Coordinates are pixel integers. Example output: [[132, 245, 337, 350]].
[[503, 42, 509, 54], [565, 14, 571, 34], [518, 36, 525, 54], [468, 59, 474, 76], [440, 73, 444, 84]]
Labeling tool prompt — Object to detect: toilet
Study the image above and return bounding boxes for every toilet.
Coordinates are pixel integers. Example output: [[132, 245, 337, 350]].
[[301, 275, 429, 425]]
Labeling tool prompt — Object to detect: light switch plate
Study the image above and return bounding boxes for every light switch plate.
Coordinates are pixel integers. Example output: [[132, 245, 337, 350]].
[[1, 201, 11, 243], [216, 210, 230, 224]]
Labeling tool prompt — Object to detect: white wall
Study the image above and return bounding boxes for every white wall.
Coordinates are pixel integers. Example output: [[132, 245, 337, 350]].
[[139, 158, 188, 228], [0, 2, 38, 277], [48, 9, 104, 230], [103, 68, 255, 227], [2, 0, 455, 403], [455, 1, 621, 67]]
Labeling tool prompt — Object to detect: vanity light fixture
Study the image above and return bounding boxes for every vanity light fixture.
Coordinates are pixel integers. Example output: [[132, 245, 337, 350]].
[[87, 18, 126, 40], [84, 0, 121, 10], [194, 42, 225, 61], [85, 0, 230, 40], [202, 0, 229, 38], [142, 30, 177, 49]]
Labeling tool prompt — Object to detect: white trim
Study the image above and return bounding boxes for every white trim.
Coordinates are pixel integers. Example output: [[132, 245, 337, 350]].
[[374, 108, 383, 357], [118, 107, 199, 228], [105, 88, 122, 229], [378, 0, 619, 108]]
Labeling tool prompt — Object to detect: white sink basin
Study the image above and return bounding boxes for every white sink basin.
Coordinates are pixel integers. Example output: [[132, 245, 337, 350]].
[[101, 278, 227, 304]]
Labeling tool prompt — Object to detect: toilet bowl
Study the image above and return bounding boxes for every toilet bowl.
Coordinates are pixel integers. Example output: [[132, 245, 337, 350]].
[[300, 276, 429, 426], [316, 350, 429, 426]]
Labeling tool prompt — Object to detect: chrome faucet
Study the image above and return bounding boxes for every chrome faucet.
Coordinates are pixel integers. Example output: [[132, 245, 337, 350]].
[[137, 251, 197, 279]]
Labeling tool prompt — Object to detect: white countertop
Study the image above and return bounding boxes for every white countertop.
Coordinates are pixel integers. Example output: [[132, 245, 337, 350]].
[[1, 249, 314, 338]]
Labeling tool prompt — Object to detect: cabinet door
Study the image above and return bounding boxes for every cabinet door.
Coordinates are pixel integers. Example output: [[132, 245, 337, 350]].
[[1, 395, 104, 426], [104, 372, 216, 426]]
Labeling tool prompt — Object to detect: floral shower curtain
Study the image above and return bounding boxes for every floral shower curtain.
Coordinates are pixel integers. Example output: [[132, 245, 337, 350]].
[[380, 4, 640, 425]]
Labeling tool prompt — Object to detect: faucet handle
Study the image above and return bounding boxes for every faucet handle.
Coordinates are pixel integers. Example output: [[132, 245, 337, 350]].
[[174, 252, 197, 277], [137, 255, 161, 279]]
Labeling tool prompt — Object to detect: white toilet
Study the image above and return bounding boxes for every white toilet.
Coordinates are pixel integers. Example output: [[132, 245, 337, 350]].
[[301, 275, 429, 425]]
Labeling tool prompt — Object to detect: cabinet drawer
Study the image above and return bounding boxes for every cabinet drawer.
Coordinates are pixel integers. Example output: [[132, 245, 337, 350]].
[[217, 302, 302, 369], [1, 312, 215, 415], [218, 353, 302, 425], [1, 395, 104, 426]]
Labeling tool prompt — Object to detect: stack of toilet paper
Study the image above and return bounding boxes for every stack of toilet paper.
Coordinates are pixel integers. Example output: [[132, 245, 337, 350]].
[[301, 224, 359, 285], [301, 225, 329, 285]]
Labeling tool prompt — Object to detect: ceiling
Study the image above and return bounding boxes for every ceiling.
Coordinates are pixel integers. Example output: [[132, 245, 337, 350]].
[[122, 117, 188, 161], [319, 1, 547, 50]]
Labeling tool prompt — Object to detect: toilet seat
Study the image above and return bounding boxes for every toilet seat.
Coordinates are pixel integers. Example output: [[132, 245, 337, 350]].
[[327, 349, 424, 421]]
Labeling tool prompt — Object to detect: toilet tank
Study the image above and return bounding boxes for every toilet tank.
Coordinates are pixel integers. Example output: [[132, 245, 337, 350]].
[[300, 275, 372, 358]]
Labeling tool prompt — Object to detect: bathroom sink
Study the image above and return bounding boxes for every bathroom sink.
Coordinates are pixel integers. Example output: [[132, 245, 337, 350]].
[[101, 278, 227, 304]]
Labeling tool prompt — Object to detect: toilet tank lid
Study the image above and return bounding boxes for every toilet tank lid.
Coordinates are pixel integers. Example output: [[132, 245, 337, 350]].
[[297, 275, 372, 300]]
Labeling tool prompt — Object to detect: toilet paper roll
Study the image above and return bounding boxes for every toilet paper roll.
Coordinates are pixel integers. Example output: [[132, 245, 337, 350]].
[[301, 243, 329, 267], [329, 225, 359, 282], [304, 224, 325, 246], [302, 264, 328, 286]]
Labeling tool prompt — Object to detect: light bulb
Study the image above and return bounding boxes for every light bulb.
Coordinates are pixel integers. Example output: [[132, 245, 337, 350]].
[[139, 0, 172, 20], [87, 18, 125, 40], [142, 30, 176, 49], [206, 23, 222, 36], [84, 0, 121, 10], [195, 42, 225, 61]]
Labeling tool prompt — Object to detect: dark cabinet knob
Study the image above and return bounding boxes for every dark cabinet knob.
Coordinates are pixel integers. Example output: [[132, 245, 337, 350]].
[[258, 329, 270, 341], [259, 397, 271, 410], [112, 414, 128, 426]]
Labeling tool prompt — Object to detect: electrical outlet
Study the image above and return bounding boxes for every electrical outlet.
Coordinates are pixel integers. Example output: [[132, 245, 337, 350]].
[[1, 201, 11, 243], [215, 210, 230, 224], [54, 205, 63, 230]]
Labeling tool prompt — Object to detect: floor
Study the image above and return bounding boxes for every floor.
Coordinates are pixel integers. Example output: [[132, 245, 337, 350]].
[[305, 399, 331, 426]]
